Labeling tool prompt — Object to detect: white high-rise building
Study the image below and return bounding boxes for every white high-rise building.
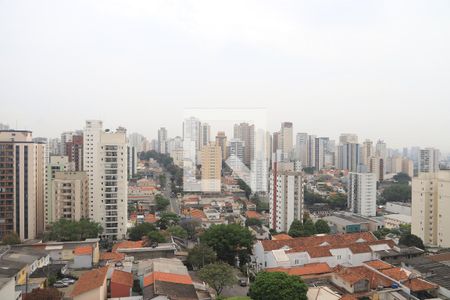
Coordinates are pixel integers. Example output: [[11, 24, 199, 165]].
[[295, 133, 308, 166], [375, 140, 387, 159], [339, 133, 358, 144], [234, 123, 255, 166], [307, 135, 317, 168], [348, 172, 377, 217], [157, 127, 168, 154], [269, 169, 304, 232], [412, 171, 450, 247], [337, 143, 361, 172], [127, 146, 137, 179], [183, 117, 201, 165], [419, 148, 440, 173], [128, 132, 146, 153], [361, 140, 373, 167], [83, 120, 128, 240], [279, 122, 293, 162]]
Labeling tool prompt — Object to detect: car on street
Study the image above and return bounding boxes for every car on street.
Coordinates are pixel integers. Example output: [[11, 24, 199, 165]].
[[238, 278, 248, 287]]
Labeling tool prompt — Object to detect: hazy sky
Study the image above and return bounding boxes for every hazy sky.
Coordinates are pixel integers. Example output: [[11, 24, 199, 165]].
[[1, 1, 449, 152]]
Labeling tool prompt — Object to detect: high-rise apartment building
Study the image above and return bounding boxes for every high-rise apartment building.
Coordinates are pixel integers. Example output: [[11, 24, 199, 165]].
[[233, 123, 255, 166], [279, 122, 293, 162], [269, 169, 304, 232], [200, 143, 222, 192], [215, 131, 228, 160], [375, 140, 387, 159], [419, 148, 440, 173], [295, 133, 308, 166], [337, 143, 361, 172], [369, 156, 385, 182], [157, 127, 168, 154], [401, 158, 414, 178], [45, 156, 74, 225], [183, 117, 201, 166], [52, 171, 89, 222], [348, 172, 377, 217], [361, 139, 373, 167], [0, 130, 45, 240], [412, 171, 450, 247], [127, 146, 137, 179], [272, 131, 280, 154], [65, 134, 83, 171], [83, 120, 128, 240]]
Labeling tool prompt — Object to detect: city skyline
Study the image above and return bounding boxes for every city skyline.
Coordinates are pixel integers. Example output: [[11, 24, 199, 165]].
[[1, 1, 450, 151]]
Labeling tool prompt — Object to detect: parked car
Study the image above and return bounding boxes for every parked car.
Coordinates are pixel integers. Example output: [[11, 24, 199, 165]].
[[53, 282, 68, 288], [61, 278, 76, 284], [238, 278, 248, 287]]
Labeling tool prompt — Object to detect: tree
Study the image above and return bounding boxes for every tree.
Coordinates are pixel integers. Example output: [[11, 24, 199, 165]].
[[399, 234, 425, 250], [249, 272, 308, 300], [148, 231, 166, 243], [159, 174, 167, 187], [238, 179, 252, 199], [393, 172, 411, 183], [381, 184, 411, 203], [198, 262, 235, 296], [128, 223, 157, 241], [245, 218, 262, 227], [327, 193, 347, 209], [157, 212, 180, 230], [373, 227, 392, 239], [303, 218, 316, 236], [314, 219, 331, 234], [201, 224, 255, 265], [155, 194, 170, 211], [288, 220, 304, 237], [23, 288, 63, 300], [180, 218, 201, 239], [304, 190, 326, 205], [167, 225, 188, 239], [187, 243, 217, 269], [45, 219, 103, 242], [2, 232, 21, 245]]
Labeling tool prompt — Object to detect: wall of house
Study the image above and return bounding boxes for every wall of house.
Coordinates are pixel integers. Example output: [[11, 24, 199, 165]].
[[72, 255, 92, 269], [0, 277, 15, 300], [111, 282, 131, 298]]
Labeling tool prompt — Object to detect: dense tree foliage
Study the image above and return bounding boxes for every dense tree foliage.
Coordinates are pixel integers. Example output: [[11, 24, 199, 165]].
[[157, 212, 180, 230], [45, 219, 103, 241], [201, 224, 254, 265], [147, 231, 166, 243], [393, 172, 411, 183], [167, 225, 188, 239], [198, 262, 235, 296], [304, 190, 347, 209], [249, 272, 308, 300], [187, 243, 217, 269], [288, 220, 305, 237], [399, 234, 425, 250], [303, 167, 315, 174], [314, 219, 331, 234], [139, 150, 183, 190], [238, 179, 252, 199], [128, 223, 157, 241], [1, 232, 21, 245], [245, 218, 262, 227], [155, 194, 170, 212], [180, 218, 202, 239], [381, 184, 411, 203]]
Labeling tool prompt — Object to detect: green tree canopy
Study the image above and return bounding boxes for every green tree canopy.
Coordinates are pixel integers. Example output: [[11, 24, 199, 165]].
[[381, 184, 411, 203], [45, 219, 103, 242], [288, 220, 304, 238], [201, 224, 254, 265], [198, 262, 235, 296], [393, 172, 411, 183], [314, 219, 331, 234], [249, 272, 308, 300], [157, 212, 180, 230], [128, 223, 157, 241], [167, 225, 188, 239], [187, 243, 217, 269], [147, 231, 166, 243], [245, 218, 262, 227], [303, 218, 316, 236], [399, 234, 425, 250], [303, 167, 315, 174], [155, 194, 170, 212], [180, 218, 202, 239], [1, 232, 21, 245]]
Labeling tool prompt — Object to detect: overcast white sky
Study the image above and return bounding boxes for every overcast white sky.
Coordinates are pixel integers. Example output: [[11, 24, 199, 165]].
[[0, 0, 449, 152]]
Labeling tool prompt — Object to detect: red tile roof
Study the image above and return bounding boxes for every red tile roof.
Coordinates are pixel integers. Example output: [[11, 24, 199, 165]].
[[188, 209, 206, 220], [403, 278, 438, 292], [266, 263, 332, 276], [380, 267, 409, 281], [272, 233, 293, 240], [100, 252, 125, 262], [364, 260, 393, 270], [112, 240, 144, 252], [334, 265, 393, 289], [111, 270, 134, 287], [70, 267, 108, 297], [245, 211, 262, 219], [260, 232, 377, 251], [144, 272, 193, 287], [73, 245, 92, 256]]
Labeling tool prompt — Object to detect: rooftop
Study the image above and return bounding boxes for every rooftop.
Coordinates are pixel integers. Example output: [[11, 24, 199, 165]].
[[73, 245, 92, 256], [111, 269, 133, 287], [267, 263, 333, 276], [70, 267, 108, 297]]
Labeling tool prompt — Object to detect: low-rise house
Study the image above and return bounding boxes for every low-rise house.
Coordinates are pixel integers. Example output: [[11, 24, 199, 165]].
[[252, 232, 397, 271], [249, 225, 270, 240], [72, 245, 93, 269], [113, 240, 177, 260], [331, 265, 394, 293], [110, 269, 134, 298], [70, 267, 108, 300], [383, 214, 411, 229], [266, 262, 333, 279], [141, 258, 198, 300]]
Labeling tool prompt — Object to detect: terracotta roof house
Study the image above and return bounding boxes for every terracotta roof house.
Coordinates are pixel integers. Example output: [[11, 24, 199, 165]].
[[72, 246, 93, 269], [266, 262, 333, 278], [70, 267, 108, 300], [110, 269, 134, 298]]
